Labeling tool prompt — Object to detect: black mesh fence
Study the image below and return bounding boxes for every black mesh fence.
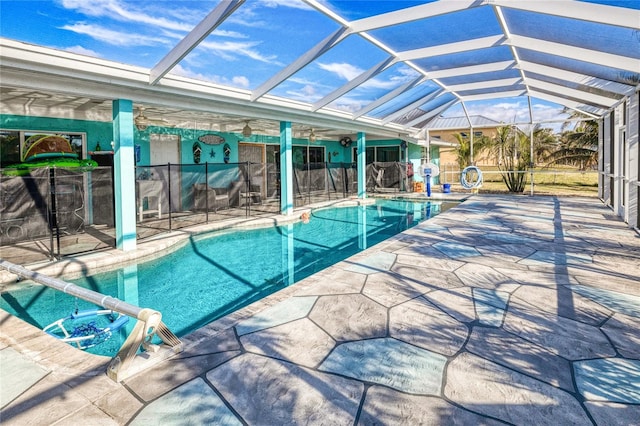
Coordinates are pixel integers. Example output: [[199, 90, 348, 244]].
[[0, 166, 116, 262], [366, 162, 411, 193], [293, 162, 358, 207], [134, 162, 281, 237], [1, 167, 50, 247], [1, 161, 410, 264]]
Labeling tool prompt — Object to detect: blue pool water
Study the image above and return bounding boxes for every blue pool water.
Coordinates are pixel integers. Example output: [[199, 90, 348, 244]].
[[1, 199, 456, 356]]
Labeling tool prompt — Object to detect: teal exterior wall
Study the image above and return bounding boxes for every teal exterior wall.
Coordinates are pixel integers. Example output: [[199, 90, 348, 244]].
[[1, 114, 113, 154], [1, 114, 421, 168]]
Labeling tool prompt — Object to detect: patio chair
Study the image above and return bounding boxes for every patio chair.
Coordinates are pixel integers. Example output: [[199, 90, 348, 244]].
[[193, 183, 230, 212], [240, 184, 262, 206]]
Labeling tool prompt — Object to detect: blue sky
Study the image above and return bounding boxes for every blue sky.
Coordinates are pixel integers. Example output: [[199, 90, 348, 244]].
[[0, 0, 581, 130]]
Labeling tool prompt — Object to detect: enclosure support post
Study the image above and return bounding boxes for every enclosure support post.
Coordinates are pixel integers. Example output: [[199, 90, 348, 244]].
[[357, 132, 366, 199], [280, 121, 293, 215], [112, 99, 137, 251], [530, 126, 535, 196]]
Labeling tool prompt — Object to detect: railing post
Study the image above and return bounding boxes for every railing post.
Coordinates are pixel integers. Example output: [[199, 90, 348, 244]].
[[205, 162, 209, 223], [47, 167, 55, 260], [167, 163, 172, 231]]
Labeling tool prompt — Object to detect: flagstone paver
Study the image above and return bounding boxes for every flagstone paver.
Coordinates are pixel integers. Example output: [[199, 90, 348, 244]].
[[207, 353, 363, 425], [389, 297, 468, 356], [130, 378, 242, 425], [574, 358, 640, 404], [2, 195, 639, 425], [601, 313, 640, 359], [0, 347, 49, 408], [445, 352, 593, 425], [309, 294, 387, 341], [319, 337, 447, 395], [358, 385, 505, 426]]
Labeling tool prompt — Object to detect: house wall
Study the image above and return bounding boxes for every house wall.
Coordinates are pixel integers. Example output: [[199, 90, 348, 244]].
[[599, 91, 640, 229], [1, 114, 417, 166], [429, 127, 500, 168]]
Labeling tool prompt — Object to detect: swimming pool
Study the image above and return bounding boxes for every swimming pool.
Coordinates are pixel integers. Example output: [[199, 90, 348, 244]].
[[1, 198, 457, 357]]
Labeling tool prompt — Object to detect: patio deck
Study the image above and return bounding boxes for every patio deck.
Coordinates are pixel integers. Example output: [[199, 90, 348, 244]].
[[1, 194, 639, 425]]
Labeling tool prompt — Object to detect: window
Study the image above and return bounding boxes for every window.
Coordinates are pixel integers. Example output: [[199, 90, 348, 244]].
[[0, 130, 86, 168], [0, 130, 20, 168], [354, 146, 400, 164], [293, 145, 325, 167]]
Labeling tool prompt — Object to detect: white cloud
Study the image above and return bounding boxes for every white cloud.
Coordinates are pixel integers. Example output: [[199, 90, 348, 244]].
[[232, 76, 250, 88], [198, 39, 279, 64], [329, 96, 365, 113], [259, 0, 314, 10], [317, 62, 363, 81], [61, 23, 169, 47], [59, 0, 193, 32], [64, 45, 101, 57], [285, 85, 323, 103], [171, 64, 250, 89]]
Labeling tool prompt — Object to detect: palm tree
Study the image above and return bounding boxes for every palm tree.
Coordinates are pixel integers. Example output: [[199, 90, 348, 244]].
[[487, 125, 531, 192], [452, 132, 490, 170], [545, 111, 598, 170]]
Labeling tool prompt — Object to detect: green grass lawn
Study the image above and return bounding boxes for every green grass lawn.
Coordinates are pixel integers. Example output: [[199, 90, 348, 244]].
[[439, 168, 598, 197]]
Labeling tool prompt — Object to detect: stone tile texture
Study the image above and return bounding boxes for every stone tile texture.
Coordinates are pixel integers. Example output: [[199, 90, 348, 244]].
[[2, 195, 639, 425]]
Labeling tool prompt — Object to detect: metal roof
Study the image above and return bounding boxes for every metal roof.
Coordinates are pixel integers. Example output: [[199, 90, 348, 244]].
[[1, 0, 638, 138], [427, 115, 504, 130]]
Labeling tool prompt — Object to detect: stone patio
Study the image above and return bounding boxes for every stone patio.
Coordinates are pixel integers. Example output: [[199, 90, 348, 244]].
[[1, 194, 639, 425]]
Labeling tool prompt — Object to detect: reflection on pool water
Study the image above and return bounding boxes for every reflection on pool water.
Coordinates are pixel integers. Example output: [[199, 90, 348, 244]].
[[1, 198, 457, 357]]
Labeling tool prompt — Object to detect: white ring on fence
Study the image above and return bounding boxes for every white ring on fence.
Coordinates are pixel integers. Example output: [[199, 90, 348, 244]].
[[460, 166, 483, 189]]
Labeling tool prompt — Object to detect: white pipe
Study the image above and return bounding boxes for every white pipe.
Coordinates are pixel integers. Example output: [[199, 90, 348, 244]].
[[1, 260, 146, 319]]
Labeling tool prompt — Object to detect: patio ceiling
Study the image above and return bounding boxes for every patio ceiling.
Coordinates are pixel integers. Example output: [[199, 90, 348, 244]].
[[0, 0, 638, 137]]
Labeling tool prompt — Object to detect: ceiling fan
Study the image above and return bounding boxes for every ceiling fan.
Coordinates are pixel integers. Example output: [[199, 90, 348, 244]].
[[134, 106, 172, 130], [225, 120, 270, 137]]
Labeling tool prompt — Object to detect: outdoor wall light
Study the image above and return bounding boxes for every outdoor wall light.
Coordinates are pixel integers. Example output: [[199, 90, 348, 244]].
[[308, 129, 317, 143]]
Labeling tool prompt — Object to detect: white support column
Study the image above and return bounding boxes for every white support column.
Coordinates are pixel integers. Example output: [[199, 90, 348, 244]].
[[113, 99, 137, 251], [627, 92, 639, 229]]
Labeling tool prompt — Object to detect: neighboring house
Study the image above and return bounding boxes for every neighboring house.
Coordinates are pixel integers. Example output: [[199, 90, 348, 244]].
[[427, 115, 504, 168]]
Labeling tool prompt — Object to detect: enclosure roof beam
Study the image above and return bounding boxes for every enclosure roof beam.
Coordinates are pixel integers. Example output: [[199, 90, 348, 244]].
[[518, 61, 636, 96], [312, 56, 396, 112], [460, 90, 527, 102], [426, 60, 516, 79], [150, 0, 244, 85], [397, 35, 505, 62], [352, 75, 425, 119], [251, 27, 350, 102], [446, 78, 523, 92], [349, 0, 483, 32], [526, 78, 621, 108], [406, 98, 459, 129], [507, 35, 640, 74], [381, 88, 443, 124], [527, 89, 603, 118], [492, 0, 640, 30]]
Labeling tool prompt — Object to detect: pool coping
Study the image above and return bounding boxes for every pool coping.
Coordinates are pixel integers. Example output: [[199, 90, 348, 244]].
[[0, 194, 466, 384]]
